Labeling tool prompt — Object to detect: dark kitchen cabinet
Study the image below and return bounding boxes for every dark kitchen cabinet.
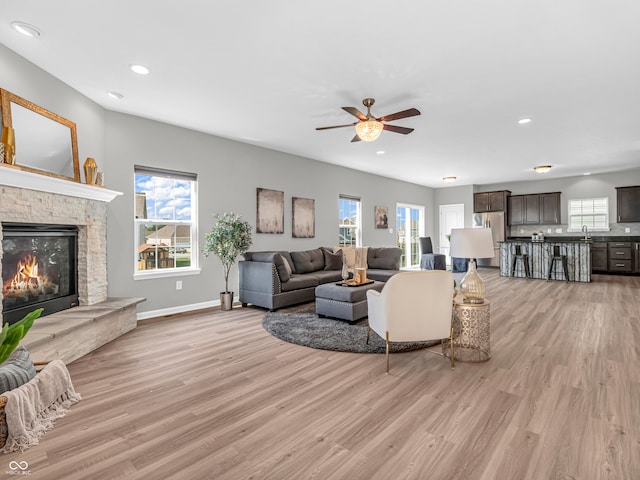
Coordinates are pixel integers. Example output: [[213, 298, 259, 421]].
[[474, 190, 510, 213], [524, 195, 541, 224], [508, 196, 524, 225], [616, 186, 640, 222], [634, 243, 640, 273], [540, 193, 561, 224], [608, 241, 632, 273], [508, 192, 561, 225], [591, 242, 608, 272]]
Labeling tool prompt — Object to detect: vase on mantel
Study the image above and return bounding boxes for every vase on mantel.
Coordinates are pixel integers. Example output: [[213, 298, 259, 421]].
[[84, 157, 98, 185]]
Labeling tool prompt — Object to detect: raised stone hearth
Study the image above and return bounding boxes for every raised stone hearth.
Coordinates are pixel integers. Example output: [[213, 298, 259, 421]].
[[1, 167, 143, 363], [22, 297, 145, 363]]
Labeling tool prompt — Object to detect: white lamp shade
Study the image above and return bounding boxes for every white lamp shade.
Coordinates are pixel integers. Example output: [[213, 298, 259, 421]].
[[449, 228, 494, 259]]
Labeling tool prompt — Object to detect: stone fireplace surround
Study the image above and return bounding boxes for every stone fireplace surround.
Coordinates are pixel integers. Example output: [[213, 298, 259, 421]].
[[0, 167, 144, 363]]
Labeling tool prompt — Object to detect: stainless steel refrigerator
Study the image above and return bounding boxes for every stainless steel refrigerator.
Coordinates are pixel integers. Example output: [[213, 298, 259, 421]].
[[472, 212, 506, 267]]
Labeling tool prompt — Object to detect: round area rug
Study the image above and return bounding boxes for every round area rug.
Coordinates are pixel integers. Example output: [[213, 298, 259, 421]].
[[262, 312, 439, 354]]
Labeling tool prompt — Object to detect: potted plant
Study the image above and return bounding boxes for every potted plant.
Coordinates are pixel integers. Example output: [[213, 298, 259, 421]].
[[202, 213, 253, 310], [0, 308, 42, 364]]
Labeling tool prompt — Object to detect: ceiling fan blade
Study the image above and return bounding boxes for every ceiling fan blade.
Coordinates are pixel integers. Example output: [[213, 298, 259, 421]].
[[377, 108, 421, 122], [316, 123, 357, 131], [383, 124, 414, 135], [350, 134, 361, 143], [342, 106, 368, 121]]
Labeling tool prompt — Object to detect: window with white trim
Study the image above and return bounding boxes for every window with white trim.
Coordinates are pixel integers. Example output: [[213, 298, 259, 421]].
[[134, 166, 198, 277], [567, 197, 609, 232], [339, 195, 361, 246]]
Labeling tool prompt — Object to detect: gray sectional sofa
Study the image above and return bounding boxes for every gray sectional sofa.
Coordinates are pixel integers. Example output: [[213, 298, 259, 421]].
[[239, 247, 402, 310]]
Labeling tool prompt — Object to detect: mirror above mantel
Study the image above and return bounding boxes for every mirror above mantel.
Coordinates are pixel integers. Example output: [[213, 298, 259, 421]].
[[0, 88, 80, 182]]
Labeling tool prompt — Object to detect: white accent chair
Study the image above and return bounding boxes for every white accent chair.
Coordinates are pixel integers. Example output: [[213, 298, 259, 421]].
[[366, 270, 455, 373]]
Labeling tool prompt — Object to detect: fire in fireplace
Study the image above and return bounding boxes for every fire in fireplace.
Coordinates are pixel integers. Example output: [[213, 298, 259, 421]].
[[1, 223, 78, 325]]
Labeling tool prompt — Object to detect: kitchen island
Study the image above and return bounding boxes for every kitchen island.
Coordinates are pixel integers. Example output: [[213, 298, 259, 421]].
[[499, 239, 591, 282]]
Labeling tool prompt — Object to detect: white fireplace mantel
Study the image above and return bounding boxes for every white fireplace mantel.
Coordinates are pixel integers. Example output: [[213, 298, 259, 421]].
[[0, 165, 122, 202]]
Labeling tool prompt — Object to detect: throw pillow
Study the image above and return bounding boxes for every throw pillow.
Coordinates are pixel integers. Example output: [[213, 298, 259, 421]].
[[0, 346, 36, 394], [280, 254, 293, 277], [321, 248, 343, 271], [273, 254, 290, 282]]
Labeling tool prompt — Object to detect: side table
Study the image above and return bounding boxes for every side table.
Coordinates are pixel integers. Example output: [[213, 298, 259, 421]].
[[442, 297, 491, 362]]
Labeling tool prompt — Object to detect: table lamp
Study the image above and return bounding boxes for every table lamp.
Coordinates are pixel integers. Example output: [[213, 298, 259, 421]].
[[449, 228, 494, 304]]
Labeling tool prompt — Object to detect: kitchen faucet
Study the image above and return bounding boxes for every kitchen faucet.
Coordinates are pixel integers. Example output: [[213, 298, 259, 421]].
[[581, 225, 591, 240]]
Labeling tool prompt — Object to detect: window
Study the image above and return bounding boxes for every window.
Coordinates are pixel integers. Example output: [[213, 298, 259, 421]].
[[339, 195, 361, 246], [567, 198, 609, 232], [134, 166, 199, 277], [396, 203, 425, 269]]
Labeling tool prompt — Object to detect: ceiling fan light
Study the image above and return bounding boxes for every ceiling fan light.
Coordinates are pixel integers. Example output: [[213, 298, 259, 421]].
[[355, 120, 383, 142], [533, 165, 552, 173]]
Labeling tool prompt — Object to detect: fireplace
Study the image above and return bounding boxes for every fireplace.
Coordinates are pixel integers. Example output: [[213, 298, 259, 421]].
[[1, 223, 79, 326]]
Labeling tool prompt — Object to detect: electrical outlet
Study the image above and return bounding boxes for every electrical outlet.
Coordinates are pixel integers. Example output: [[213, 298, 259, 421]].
[[176, 280, 182, 290], [625, 227, 631, 233], [556, 228, 562, 233], [547, 229, 551, 233], [519, 229, 524, 234], [388, 228, 393, 234]]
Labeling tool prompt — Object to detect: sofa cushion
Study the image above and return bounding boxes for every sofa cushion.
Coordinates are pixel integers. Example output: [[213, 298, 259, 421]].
[[290, 248, 324, 274], [0, 346, 36, 394], [280, 274, 320, 292], [366, 269, 401, 282], [367, 247, 402, 270], [273, 254, 291, 282], [321, 247, 343, 271], [309, 270, 343, 284]]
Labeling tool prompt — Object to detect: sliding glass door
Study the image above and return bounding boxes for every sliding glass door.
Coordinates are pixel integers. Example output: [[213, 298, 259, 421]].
[[396, 203, 425, 269]]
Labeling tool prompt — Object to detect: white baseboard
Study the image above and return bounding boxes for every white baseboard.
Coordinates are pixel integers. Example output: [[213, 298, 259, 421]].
[[136, 299, 221, 321]]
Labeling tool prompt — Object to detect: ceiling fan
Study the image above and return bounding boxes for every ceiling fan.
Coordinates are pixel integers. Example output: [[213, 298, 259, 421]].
[[316, 98, 421, 142]]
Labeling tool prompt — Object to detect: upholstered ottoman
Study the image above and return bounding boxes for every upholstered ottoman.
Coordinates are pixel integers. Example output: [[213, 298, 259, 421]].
[[315, 281, 385, 322]]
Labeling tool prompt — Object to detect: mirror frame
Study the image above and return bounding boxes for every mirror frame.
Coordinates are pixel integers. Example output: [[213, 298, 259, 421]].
[[0, 88, 80, 182]]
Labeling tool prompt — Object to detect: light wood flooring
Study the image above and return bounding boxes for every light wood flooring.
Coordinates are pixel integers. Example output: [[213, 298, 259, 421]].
[[3, 270, 639, 479]]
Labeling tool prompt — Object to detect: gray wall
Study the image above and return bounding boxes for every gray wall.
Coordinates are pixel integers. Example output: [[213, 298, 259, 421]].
[[106, 111, 432, 314], [0, 44, 106, 171], [5, 40, 639, 317], [0, 43, 434, 316]]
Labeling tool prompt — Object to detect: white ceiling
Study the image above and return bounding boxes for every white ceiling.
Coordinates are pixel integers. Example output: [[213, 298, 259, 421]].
[[1, 1, 639, 188]]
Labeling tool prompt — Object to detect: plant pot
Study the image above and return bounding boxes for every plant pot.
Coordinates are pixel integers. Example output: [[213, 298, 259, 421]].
[[220, 292, 234, 311]]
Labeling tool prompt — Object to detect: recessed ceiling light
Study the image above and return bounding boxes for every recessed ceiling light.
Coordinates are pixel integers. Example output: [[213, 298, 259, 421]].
[[376, 151, 385, 155], [583, 172, 591, 176], [129, 64, 150, 75], [106, 91, 124, 100], [10, 21, 40, 38], [533, 165, 552, 173], [518, 118, 532, 124], [442, 176, 457, 183]]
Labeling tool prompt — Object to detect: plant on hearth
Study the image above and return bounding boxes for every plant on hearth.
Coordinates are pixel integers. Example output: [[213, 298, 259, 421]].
[[0, 308, 43, 364], [202, 212, 253, 297]]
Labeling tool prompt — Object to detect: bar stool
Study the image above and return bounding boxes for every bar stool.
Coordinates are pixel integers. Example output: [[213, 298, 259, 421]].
[[510, 244, 530, 279], [547, 245, 569, 282]]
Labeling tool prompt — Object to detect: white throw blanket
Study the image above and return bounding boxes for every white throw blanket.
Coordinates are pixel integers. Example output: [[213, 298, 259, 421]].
[[1, 360, 81, 453]]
